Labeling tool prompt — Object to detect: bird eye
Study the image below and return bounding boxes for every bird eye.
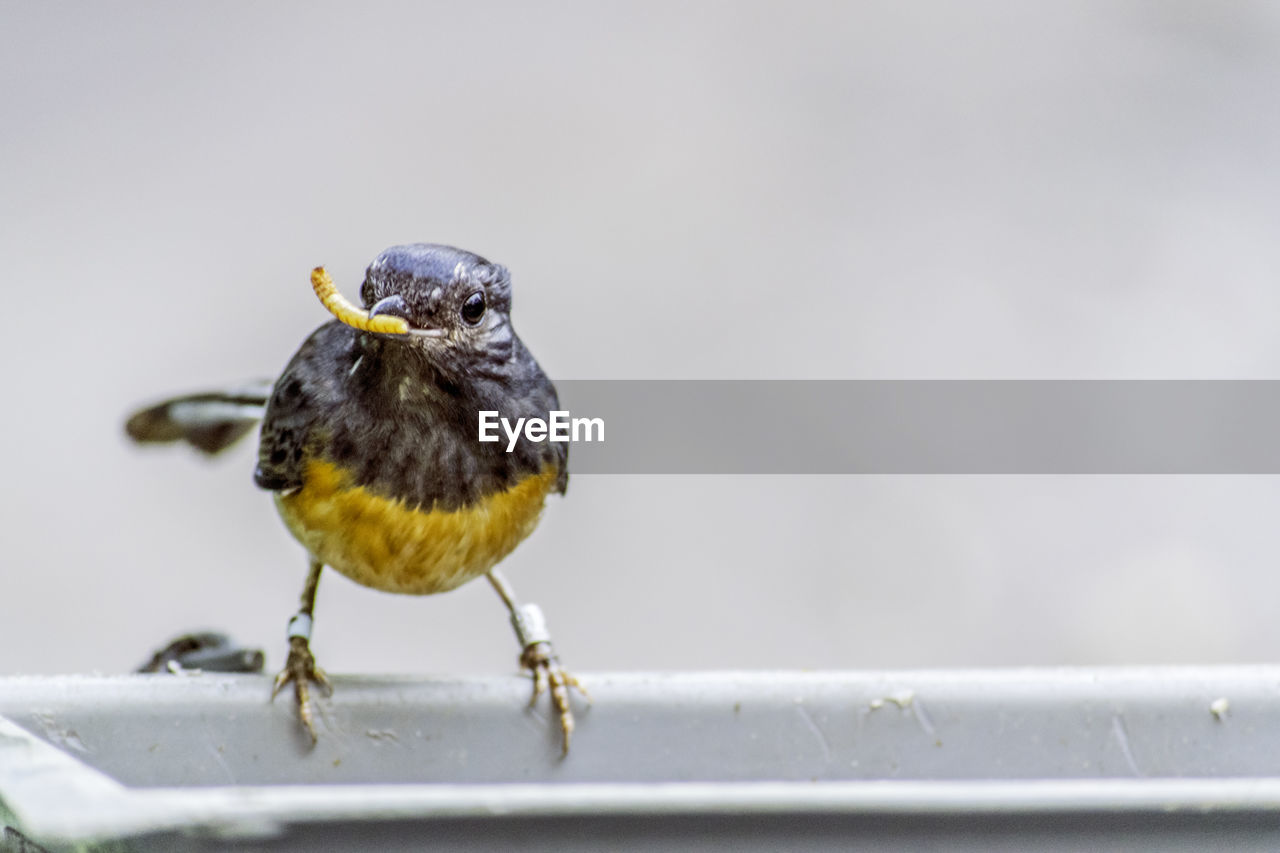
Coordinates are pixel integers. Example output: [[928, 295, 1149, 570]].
[[461, 291, 486, 325]]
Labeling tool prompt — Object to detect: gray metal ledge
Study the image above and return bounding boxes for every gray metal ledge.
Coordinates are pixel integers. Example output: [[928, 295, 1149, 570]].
[[3, 668, 1280, 850]]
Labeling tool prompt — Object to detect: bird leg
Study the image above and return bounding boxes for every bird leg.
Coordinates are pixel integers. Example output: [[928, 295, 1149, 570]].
[[271, 559, 332, 744], [486, 569, 588, 755]]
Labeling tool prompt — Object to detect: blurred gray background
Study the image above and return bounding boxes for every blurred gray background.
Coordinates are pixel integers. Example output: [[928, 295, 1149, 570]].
[[4, 1, 1280, 677]]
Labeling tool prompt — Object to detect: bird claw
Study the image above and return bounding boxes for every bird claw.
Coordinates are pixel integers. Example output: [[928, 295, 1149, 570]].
[[520, 640, 588, 756], [271, 635, 331, 744]]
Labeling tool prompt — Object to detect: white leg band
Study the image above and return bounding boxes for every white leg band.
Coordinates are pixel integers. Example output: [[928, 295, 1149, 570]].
[[511, 603, 551, 648], [287, 612, 313, 641]]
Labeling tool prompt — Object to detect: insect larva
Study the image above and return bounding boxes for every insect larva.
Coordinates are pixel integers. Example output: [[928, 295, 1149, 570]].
[[310, 266, 409, 335]]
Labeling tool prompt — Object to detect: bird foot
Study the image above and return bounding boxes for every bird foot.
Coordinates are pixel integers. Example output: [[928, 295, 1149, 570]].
[[271, 634, 332, 744], [509, 601, 588, 753]]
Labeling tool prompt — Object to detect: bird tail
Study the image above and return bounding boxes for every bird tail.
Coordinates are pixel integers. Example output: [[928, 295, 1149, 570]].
[[124, 380, 273, 455]]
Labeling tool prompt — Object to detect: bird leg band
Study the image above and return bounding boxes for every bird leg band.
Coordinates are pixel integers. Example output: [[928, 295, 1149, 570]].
[[286, 612, 313, 642], [510, 603, 553, 650]]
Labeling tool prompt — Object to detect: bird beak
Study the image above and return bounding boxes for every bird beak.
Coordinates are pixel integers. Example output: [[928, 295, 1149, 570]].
[[368, 295, 446, 339]]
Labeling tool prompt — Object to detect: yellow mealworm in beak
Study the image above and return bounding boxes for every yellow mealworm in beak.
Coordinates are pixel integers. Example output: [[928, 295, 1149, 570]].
[[310, 266, 411, 335]]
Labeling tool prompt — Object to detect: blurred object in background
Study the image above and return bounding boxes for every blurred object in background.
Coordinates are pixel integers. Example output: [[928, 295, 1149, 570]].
[[136, 632, 265, 674]]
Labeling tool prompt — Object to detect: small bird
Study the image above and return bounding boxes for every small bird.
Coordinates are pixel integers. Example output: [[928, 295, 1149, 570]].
[[126, 243, 584, 752]]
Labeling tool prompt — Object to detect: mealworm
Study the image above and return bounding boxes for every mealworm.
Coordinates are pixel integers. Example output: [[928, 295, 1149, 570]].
[[310, 266, 410, 335]]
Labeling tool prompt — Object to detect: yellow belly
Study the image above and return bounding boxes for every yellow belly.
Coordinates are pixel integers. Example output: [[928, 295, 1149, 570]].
[[276, 458, 558, 595]]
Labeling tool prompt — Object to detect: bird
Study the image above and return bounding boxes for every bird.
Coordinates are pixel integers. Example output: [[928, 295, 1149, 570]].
[[126, 243, 585, 752]]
